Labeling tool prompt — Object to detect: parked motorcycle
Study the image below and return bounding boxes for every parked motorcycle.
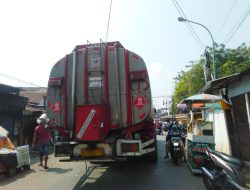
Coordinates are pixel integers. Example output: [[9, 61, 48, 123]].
[[170, 135, 183, 166], [201, 147, 250, 190]]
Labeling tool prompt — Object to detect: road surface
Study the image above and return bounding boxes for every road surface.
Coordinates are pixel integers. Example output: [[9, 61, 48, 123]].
[[0, 135, 206, 190]]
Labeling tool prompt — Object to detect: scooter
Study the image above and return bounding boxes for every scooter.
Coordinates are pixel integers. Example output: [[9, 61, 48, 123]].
[[201, 147, 250, 190], [170, 136, 183, 166]]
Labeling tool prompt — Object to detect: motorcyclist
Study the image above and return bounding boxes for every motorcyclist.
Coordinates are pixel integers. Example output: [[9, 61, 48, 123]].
[[155, 120, 163, 135], [157, 121, 163, 135], [164, 121, 186, 162]]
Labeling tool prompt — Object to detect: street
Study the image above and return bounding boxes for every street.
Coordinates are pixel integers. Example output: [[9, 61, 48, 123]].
[[0, 135, 206, 190]]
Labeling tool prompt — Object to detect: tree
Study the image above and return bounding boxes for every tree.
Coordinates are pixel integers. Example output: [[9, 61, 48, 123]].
[[213, 43, 250, 77], [171, 43, 250, 114], [172, 61, 205, 113]]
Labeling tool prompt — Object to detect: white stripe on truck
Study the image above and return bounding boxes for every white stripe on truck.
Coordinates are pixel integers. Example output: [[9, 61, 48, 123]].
[[77, 109, 96, 139]]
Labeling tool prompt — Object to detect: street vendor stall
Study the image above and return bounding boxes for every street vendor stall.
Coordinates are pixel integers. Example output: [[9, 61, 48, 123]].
[[0, 125, 30, 177], [180, 93, 230, 173]]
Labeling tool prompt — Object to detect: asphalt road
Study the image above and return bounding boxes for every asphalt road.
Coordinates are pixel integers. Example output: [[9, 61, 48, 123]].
[[0, 135, 207, 190]]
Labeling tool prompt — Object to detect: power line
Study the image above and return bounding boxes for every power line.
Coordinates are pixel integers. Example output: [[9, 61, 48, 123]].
[[215, 0, 238, 40], [105, 0, 113, 43], [152, 95, 172, 99], [0, 72, 41, 87], [172, 0, 205, 49], [223, 4, 250, 45]]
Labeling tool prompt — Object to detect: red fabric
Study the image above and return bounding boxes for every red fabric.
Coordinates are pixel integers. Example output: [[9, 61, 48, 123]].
[[35, 124, 51, 145]]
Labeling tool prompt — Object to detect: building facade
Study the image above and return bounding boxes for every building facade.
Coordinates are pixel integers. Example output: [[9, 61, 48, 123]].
[[0, 84, 28, 145], [202, 68, 250, 161]]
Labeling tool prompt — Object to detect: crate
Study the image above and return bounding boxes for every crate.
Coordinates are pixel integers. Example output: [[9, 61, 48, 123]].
[[0, 152, 17, 169], [16, 145, 30, 168], [0, 162, 6, 173], [0, 152, 17, 177]]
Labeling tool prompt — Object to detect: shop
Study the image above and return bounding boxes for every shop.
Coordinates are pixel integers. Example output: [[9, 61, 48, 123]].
[[0, 84, 28, 146], [181, 93, 230, 173]]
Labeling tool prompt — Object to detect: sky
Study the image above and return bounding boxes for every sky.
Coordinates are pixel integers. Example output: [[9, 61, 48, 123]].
[[0, 0, 250, 108]]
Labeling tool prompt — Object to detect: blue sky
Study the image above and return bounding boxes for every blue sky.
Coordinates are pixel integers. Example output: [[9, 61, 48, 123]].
[[0, 0, 250, 108]]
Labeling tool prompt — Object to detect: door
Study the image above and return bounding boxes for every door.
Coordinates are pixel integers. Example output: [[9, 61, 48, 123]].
[[231, 93, 250, 161], [74, 45, 110, 141]]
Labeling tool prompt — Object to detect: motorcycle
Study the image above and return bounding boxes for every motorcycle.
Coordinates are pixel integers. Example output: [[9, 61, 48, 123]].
[[170, 135, 183, 166], [156, 127, 163, 135], [201, 147, 250, 190]]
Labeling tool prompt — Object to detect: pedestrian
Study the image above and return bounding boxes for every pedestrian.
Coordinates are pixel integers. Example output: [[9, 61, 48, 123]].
[[32, 113, 51, 169]]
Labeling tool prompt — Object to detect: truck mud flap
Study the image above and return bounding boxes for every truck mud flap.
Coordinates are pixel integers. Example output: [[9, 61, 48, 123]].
[[54, 142, 71, 157]]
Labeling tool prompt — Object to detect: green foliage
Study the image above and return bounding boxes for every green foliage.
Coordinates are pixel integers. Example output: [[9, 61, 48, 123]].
[[171, 43, 250, 114], [216, 43, 250, 77], [172, 61, 205, 113]]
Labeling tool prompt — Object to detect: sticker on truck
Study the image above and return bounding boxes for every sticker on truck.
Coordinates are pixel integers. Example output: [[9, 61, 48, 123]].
[[89, 77, 103, 88], [51, 102, 61, 114], [90, 57, 101, 68], [133, 95, 147, 110]]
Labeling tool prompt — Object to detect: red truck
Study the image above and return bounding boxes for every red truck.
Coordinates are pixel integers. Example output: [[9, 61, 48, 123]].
[[47, 41, 157, 162]]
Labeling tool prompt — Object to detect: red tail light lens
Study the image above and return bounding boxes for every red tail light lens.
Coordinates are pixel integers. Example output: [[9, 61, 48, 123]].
[[121, 143, 139, 153]]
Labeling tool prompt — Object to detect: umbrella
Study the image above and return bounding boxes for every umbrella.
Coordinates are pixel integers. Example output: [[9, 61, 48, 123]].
[[0, 125, 8, 137], [181, 93, 222, 103], [179, 93, 231, 110]]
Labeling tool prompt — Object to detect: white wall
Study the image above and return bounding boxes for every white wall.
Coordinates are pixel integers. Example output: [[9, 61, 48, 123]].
[[228, 75, 250, 98], [214, 110, 231, 155]]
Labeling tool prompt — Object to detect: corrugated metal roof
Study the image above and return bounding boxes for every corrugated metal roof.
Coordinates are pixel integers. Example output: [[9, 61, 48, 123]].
[[200, 68, 250, 93], [20, 87, 47, 105], [20, 92, 46, 104], [0, 83, 20, 94]]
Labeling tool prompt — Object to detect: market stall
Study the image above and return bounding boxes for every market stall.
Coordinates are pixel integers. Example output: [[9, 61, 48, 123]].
[[180, 93, 231, 173], [0, 126, 30, 177]]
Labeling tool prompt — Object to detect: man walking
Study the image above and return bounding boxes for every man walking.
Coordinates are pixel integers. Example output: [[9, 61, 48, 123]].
[[32, 113, 51, 169]]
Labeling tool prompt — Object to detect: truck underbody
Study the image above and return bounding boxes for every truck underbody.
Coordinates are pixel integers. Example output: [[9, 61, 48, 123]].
[[54, 121, 157, 162]]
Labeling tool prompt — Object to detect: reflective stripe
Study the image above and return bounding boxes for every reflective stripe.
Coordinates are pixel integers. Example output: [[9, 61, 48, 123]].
[[77, 109, 96, 139]]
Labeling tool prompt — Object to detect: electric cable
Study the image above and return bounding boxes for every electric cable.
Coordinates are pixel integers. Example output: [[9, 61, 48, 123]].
[[152, 96, 172, 98], [223, 4, 250, 45], [215, 0, 238, 40], [0, 72, 41, 87], [172, 0, 205, 49]]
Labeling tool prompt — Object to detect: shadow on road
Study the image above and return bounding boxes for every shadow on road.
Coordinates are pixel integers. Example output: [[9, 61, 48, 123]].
[[44, 167, 73, 174], [73, 160, 157, 190], [72, 136, 205, 190]]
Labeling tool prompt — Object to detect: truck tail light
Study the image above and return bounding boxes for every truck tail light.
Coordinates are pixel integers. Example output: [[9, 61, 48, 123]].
[[121, 143, 139, 153]]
